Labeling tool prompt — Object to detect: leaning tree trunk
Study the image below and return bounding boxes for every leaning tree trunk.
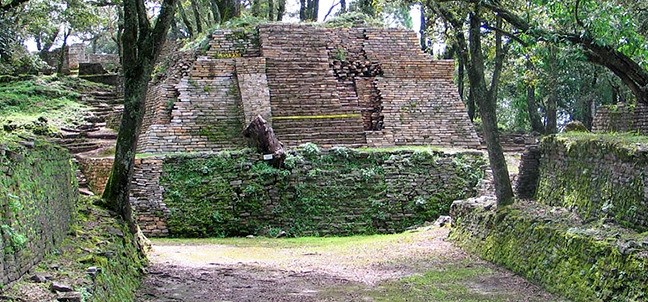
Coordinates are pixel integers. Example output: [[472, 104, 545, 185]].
[[103, 0, 177, 235], [243, 115, 286, 168]]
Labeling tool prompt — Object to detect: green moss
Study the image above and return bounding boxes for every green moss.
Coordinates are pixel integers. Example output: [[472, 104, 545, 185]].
[[536, 134, 648, 232], [450, 200, 648, 302], [159, 147, 485, 237], [0, 134, 77, 260], [369, 265, 529, 302], [0, 77, 92, 133]]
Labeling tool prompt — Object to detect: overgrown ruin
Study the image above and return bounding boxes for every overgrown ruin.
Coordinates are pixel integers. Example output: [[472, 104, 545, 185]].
[[70, 24, 486, 236], [138, 24, 480, 153]]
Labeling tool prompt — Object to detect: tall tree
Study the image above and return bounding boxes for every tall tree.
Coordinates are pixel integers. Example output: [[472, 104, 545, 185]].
[[102, 0, 177, 233], [428, 1, 514, 205], [299, 0, 318, 21], [479, 0, 648, 105]]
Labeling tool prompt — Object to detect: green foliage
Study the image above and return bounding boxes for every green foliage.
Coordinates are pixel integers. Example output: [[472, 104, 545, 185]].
[[563, 121, 588, 132], [530, 0, 647, 63], [298, 142, 321, 158], [159, 147, 485, 238], [222, 15, 268, 30], [324, 12, 384, 28]]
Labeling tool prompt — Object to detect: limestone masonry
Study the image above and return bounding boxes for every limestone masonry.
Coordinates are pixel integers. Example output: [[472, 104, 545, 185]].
[[137, 24, 480, 153]]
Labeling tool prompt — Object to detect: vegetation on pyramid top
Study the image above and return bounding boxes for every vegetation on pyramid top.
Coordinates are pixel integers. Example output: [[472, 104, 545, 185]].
[[323, 12, 384, 28]]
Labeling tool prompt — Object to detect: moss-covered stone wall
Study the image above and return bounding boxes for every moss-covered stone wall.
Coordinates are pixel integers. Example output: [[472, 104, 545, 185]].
[[450, 198, 648, 302], [0, 135, 78, 286], [536, 134, 648, 232], [133, 146, 486, 237]]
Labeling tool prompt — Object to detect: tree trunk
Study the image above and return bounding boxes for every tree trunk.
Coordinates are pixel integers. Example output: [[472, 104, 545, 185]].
[[467, 7, 513, 206], [103, 0, 177, 235], [340, 0, 346, 13], [177, 1, 194, 37], [525, 59, 544, 133], [243, 115, 286, 168], [57, 29, 71, 75], [545, 93, 558, 134], [419, 4, 427, 52], [527, 84, 544, 133], [190, 0, 202, 33], [311, 0, 319, 21], [579, 72, 597, 130], [210, 0, 221, 24], [299, 0, 306, 20], [300, 0, 318, 21], [276, 0, 286, 20], [268, 0, 274, 20]]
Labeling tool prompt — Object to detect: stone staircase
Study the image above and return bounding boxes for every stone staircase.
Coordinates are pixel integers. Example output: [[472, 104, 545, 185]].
[[54, 85, 123, 196], [55, 87, 122, 154]]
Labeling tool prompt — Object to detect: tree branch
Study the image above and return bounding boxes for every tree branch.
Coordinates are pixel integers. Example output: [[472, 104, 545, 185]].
[[151, 0, 178, 58], [323, 1, 339, 21], [135, 0, 150, 37], [481, 23, 527, 46], [478, 0, 648, 103]]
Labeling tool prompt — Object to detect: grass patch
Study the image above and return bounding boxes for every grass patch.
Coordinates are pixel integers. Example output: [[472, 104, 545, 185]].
[[368, 264, 543, 302], [0, 76, 94, 131], [150, 232, 413, 248]]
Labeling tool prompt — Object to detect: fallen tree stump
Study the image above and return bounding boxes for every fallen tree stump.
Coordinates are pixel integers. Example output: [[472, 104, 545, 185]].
[[243, 115, 285, 168]]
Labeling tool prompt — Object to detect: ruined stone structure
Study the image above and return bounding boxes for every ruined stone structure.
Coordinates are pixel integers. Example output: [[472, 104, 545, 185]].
[[129, 148, 485, 237], [592, 102, 648, 134], [137, 24, 480, 153], [451, 135, 648, 301], [40, 43, 119, 75]]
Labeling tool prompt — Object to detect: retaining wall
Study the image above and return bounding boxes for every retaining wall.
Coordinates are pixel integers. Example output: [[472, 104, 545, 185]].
[[0, 137, 78, 286], [130, 147, 486, 237]]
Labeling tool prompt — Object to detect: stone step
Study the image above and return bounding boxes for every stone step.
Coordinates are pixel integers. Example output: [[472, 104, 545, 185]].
[[85, 131, 117, 140], [60, 141, 102, 153]]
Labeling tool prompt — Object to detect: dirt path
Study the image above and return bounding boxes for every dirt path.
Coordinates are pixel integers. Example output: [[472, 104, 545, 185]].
[[136, 227, 566, 302]]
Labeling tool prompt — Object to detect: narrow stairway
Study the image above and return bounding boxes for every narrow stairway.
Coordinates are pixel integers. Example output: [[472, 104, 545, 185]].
[[54, 84, 123, 196]]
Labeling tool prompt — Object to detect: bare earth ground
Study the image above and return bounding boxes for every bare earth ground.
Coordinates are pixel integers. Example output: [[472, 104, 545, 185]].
[[136, 227, 567, 302]]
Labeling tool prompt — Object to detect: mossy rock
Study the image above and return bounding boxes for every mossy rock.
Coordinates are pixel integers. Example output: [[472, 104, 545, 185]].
[[563, 121, 589, 132]]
